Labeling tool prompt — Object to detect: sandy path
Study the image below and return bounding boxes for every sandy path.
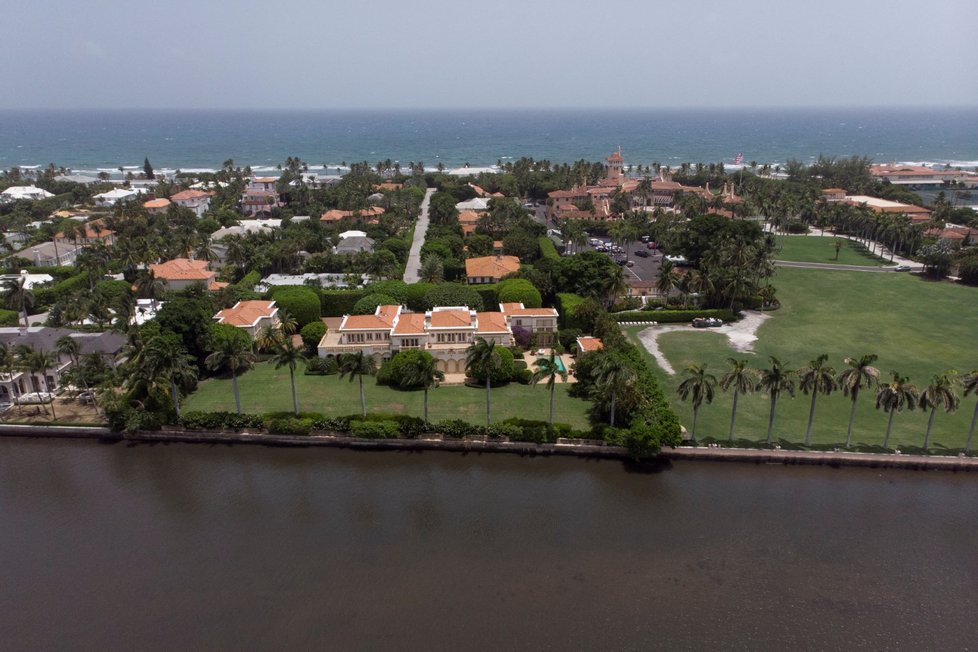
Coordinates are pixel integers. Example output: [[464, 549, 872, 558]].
[[634, 311, 771, 375]]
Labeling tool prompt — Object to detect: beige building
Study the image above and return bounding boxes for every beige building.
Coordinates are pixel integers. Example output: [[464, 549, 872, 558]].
[[465, 255, 521, 284], [149, 258, 228, 292], [318, 302, 557, 373]]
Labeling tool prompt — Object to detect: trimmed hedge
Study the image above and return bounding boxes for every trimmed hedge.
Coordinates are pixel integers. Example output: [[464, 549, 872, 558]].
[[321, 289, 367, 316], [497, 278, 542, 308], [0, 308, 19, 326], [300, 321, 327, 350], [555, 293, 586, 329], [473, 284, 499, 311], [181, 411, 265, 430], [611, 308, 735, 323], [538, 236, 560, 261], [350, 420, 401, 439], [270, 286, 322, 326]]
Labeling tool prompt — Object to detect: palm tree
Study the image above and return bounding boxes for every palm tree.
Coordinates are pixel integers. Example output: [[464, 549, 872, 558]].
[[140, 336, 198, 419], [277, 310, 298, 336], [3, 276, 35, 328], [875, 372, 919, 450], [798, 354, 836, 446], [919, 372, 960, 450], [19, 347, 59, 419], [657, 260, 679, 300], [531, 345, 568, 427], [466, 337, 499, 426], [205, 331, 256, 415], [272, 338, 306, 415], [134, 270, 166, 311], [338, 351, 376, 417], [595, 354, 637, 428], [399, 353, 444, 423], [676, 364, 717, 441], [963, 370, 978, 454], [254, 324, 285, 353], [758, 356, 795, 445], [838, 354, 880, 448], [720, 358, 757, 443], [0, 343, 20, 409]]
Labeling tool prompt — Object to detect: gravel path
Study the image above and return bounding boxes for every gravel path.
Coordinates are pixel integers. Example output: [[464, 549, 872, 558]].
[[635, 311, 771, 375]]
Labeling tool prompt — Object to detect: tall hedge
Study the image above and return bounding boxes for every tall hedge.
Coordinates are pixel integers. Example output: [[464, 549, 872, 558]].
[[270, 286, 321, 326], [497, 278, 542, 308], [0, 309, 19, 326], [403, 282, 435, 311], [473, 284, 499, 310], [422, 283, 484, 311], [353, 293, 397, 315], [538, 236, 560, 261], [321, 289, 366, 317], [555, 293, 586, 329]]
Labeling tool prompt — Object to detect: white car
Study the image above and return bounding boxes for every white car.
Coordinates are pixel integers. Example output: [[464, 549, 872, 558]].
[[665, 255, 689, 265]]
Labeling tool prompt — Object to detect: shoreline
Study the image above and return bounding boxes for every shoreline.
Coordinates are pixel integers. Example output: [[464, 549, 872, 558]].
[[2, 424, 976, 473]]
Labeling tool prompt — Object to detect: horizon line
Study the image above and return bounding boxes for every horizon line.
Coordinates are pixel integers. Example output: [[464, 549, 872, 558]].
[[2, 104, 977, 112]]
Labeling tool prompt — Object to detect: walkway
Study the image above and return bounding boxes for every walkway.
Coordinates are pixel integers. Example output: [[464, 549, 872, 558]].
[[403, 187, 435, 283], [634, 311, 771, 374]]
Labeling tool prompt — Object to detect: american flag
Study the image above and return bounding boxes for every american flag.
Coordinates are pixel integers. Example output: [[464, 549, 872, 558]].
[[734, 153, 744, 165]]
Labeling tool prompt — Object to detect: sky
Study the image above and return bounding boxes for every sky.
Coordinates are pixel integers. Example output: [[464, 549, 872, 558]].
[[3, 0, 977, 110]]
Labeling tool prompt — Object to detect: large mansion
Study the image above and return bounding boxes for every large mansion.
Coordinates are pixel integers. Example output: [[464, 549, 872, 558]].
[[547, 149, 724, 221], [318, 303, 558, 373]]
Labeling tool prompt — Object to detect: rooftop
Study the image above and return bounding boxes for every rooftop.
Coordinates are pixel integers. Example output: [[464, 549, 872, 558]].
[[465, 255, 520, 279], [214, 300, 278, 327]]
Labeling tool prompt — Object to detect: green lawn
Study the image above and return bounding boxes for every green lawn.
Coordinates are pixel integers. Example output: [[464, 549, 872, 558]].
[[183, 363, 593, 429], [774, 235, 886, 266], [626, 267, 978, 452]]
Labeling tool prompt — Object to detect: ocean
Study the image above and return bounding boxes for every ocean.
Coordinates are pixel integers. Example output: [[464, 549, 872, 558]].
[[1, 107, 976, 176]]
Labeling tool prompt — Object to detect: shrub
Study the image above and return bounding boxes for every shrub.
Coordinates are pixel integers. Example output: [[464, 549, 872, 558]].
[[434, 419, 483, 439], [403, 282, 435, 311], [235, 270, 261, 290], [304, 356, 338, 375], [497, 277, 542, 308], [473, 284, 499, 310], [263, 414, 314, 436], [514, 368, 533, 384], [300, 321, 327, 350], [513, 359, 528, 371], [467, 346, 514, 384], [349, 413, 427, 438], [511, 324, 532, 349], [353, 293, 397, 315], [311, 415, 351, 432], [488, 423, 522, 439], [376, 350, 437, 388], [270, 286, 321, 326], [181, 411, 265, 430], [500, 417, 553, 443], [558, 328, 582, 351], [350, 420, 401, 439], [210, 322, 252, 351], [363, 280, 409, 303]]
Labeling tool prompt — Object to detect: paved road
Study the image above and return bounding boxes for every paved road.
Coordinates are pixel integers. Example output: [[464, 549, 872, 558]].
[[774, 260, 921, 273], [403, 187, 435, 283]]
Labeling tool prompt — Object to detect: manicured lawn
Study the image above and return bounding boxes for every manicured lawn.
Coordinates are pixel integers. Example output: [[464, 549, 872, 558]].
[[626, 267, 978, 451], [774, 235, 885, 266], [183, 363, 593, 429]]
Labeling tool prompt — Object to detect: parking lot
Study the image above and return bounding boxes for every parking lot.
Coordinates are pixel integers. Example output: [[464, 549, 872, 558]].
[[531, 205, 665, 282]]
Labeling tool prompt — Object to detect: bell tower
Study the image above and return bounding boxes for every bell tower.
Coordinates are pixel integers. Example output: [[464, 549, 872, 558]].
[[606, 147, 624, 180]]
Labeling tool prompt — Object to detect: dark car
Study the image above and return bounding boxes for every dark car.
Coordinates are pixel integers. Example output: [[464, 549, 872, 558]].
[[634, 249, 650, 257]]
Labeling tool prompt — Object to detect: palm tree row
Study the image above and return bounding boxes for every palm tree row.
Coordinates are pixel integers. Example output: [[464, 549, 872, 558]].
[[677, 356, 978, 451]]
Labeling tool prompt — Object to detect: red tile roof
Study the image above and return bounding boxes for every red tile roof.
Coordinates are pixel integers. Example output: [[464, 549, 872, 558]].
[[214, 300, 278, 327]]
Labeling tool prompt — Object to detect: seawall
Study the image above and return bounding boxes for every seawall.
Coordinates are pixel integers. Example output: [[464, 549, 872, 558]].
[[1, 424, 976, 472]]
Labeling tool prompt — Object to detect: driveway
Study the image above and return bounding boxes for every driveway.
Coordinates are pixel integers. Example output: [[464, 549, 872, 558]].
[[403, 187, 435, 283]]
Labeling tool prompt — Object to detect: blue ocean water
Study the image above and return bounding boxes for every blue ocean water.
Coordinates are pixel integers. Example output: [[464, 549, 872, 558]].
[[0, 108, 975, 174]]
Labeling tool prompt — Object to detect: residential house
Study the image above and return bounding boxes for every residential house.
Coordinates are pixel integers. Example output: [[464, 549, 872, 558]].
[[320, 206, 385, 223], [334, 230, 375, 255], [93, 187, 145, 207], [54, 221, 116, 247], [0, 186, 54, 203], [213, 300, 280, 338], [170, 189, 213, 217], [465, 255, 520, 284], [318, 302, 557, 373], [840, 195, 932, 223], [455, 197, 491, 212], [10, 241, 82, 267], [0, 327, 125, 401], [143, 198, 172, 214], [148, 258, 227, 292], [241, 177, 282, 216]]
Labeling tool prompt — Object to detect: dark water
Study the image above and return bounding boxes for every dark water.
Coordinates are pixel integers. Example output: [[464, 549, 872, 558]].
[[1, 107, 976, 173], [1, 438, 977, 651]]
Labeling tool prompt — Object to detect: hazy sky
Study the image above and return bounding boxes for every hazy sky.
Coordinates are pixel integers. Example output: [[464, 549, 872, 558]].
[[4, 0, 976, 109]]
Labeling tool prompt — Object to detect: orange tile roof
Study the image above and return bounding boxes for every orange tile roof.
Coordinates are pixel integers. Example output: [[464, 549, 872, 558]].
[[577, 336, 603, 353], [342, 314, 394, 330], [55, 223, 115, 240], [215, 300, 278, 327], [499, 302, 524, 313], [475, 312, 509, 333], [208, 281, 229, 291], [822, 188, 846, 194], [507, 307, 558, 317], [607, 150, 623, 162], [149, 258, 214, 281], [392, 312, 426, 335], [170, 189, 213, 201], [143, 198, 172, 209], [429, 310, 474, 328], [465, 255, 520, 280], [457, 210, 481, 224], [320, 206, 386, 222], [376, 304, 401, 323], [374, 182, 402, 191]]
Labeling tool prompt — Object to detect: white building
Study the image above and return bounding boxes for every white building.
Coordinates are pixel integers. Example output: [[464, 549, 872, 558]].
[[0, 186, 54, 203], [93, 187, 145, 207]]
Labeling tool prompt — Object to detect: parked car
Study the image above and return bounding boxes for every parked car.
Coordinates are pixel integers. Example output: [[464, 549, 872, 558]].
[[894, 265, 912, 272], [625, 260, 635, 267], [634, 249, 650, 258], [646, 242, 658, 249], [692, 317, 723, 328], [665, 254, 689, 265]]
